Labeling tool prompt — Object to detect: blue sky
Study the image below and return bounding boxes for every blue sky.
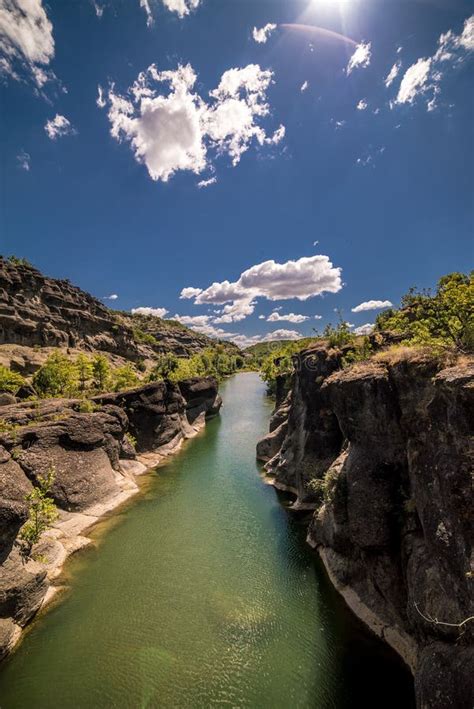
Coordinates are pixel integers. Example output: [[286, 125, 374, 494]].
[[1, 0, 473, 347]]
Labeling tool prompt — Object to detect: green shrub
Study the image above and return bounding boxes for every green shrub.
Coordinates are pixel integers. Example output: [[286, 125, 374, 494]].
[[376, 271, 474, 352], [133, 329, 158, 346], [125, 431, 137, 448], [75, 354, 93, 392], [0, 365, 25, 394], [92, 354, 110, 391], [112, 363, 139, 391], [76, 399, 98, 413], [33, 352, 79, 397], [19, 467, 58, 556]]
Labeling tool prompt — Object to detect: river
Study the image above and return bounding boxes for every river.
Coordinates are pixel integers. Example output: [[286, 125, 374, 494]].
[[0, 373, 414, 708]]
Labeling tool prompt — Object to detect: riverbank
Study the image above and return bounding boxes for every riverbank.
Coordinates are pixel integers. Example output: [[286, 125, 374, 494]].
[[0, 373, 415, 708], [0, 377, 221, 661]]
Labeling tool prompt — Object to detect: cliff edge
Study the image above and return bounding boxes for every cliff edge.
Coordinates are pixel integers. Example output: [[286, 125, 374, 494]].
[[257, 344, 473, 708]]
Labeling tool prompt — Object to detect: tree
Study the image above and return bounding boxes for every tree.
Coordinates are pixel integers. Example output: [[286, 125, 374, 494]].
[[19, 467, 58, 556], [92, 354, 111, 391], [112, 363, 139, 391], [148, 353, 179, 381], [376, 271, 474, 352], [0, 365, 25, 394], [75, 354, 93, 392], [33, 352, 78, 397]]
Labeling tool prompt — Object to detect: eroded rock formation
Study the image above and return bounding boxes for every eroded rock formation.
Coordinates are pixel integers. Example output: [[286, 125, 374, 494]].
[[0, 257, 231, 366], [257, 345, 473, 708]]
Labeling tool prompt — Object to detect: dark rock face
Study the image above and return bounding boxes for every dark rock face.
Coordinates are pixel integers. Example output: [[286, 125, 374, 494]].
[[0, 377, 221, 658], [0, 453, 32, 563], [260, 346, 344, 501], [177, 377, 222, 422], [257, 347, 474, 708]]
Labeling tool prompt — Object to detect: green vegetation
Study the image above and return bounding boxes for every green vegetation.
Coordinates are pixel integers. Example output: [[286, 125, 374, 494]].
[[147, 346, 242, 383], [125, 431, 137, 448], [0, 365, 25, 394], [376, 271, 473, 352], [6, 255, 33, 267], [76, 354, 93, 392], [33, 351, 79, 397], [19, 467, 58, 556], [133, 328, 159, 346], [92, 354, 111, 391], [112, 363, 140, 391], [309, 466, 341, 505]]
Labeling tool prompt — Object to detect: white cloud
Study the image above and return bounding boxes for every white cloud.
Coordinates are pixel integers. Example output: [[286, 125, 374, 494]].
[[395, 57, 432, 105], [175, 317, 237, 341], [103, 294, 118, 300], [173, 314, 211, 327], [314, 315, 322, 320], [131, 306, 168, 318], [258, 315, 265, 320], [191, 254, 342, 306], [459, 15, 474, 51], [346, 41, 372, 75], [197, 176, 217, 188], [92, 1, 105, 17], [356, 98, 368, 110], [44, 114, 76, 140], [351, 299, 393, 313], [97, 84, 106, 108], [300, 80, 309, 92], [161, 0, 201, 19], [180, 254, 341, 329], [0, 0, 55, 86], [354, 323, 375, 335], [252, 23, 276, 44], [180, 286, 203, 299], [267, 311, 309, 323], [385, 61, 400, 87], [139, 0, 153, 25], [213, 298, 256, 323], [231, 328, 301, 348], [16, 149, 30, 170], [356, 155, 373, 167], [393, 15, 474, 110], [101, 62, 283, 182]]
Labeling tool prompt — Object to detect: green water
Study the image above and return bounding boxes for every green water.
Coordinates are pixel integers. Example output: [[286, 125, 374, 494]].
[[0, 373, 414, 708]]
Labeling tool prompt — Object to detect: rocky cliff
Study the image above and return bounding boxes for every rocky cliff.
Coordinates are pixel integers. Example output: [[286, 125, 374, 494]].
[[0, 257, 235, 369], [257, 345, 473, 708], [0, 376, 221, 659]]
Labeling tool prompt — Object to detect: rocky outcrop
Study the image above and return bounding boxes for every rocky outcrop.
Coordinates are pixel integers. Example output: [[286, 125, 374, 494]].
[[0, 257, 236, 366], [257, 346, 473, 708], [0, 376, 221, 659]]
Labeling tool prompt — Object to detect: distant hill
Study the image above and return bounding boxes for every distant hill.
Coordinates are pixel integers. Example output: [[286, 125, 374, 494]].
[[0, 256, 241, 373]]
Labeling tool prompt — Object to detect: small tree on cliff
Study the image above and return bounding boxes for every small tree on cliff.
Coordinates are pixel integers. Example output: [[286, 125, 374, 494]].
[[148, 353, 179, 381], [75, 354, 93, 392], [92, 354, 111, 391], [19, 467, 58, 557]]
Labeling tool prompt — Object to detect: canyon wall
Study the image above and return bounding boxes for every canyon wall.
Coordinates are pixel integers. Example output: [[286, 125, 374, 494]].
[[0, 377, 221, 659], [257, 345, 473, 708]]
